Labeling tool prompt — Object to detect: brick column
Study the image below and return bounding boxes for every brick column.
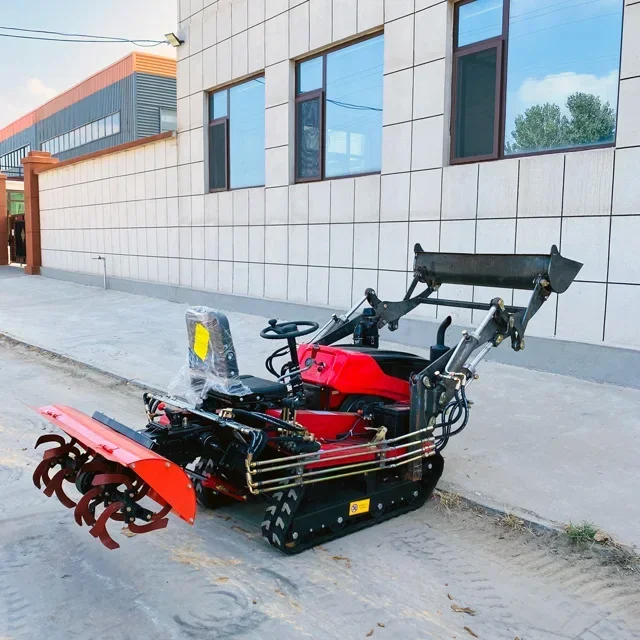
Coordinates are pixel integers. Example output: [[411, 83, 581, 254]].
[[0, 174, 7, 266], [21, 152, 58, 275]]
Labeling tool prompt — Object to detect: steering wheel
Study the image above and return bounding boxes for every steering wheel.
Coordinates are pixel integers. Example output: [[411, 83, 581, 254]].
[[260, 319, 319, 340]]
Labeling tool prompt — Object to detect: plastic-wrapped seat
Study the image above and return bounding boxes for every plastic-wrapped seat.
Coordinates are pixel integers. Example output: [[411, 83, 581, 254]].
[[169, 307, 286, 405]]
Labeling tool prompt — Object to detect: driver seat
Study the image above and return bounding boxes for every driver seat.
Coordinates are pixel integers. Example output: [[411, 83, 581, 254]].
[[184, 307, 287, 401], [238, 375, 288, 398]]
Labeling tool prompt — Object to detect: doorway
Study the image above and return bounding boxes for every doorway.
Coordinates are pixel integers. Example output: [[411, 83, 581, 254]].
[[9, 214, 26, 264]]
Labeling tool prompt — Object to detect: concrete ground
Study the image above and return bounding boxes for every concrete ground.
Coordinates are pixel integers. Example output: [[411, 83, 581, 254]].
[[1, 339, 639, 640], [0, 271, 639, 553]]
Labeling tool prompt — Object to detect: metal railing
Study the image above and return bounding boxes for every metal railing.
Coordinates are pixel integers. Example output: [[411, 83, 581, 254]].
[[0, 165, 24, 179]]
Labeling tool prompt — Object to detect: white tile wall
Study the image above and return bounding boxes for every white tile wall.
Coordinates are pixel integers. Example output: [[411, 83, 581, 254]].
[[414, 2, 446, 65], [517, 154, 564, 218], [609, 216, 640, 284], [441, 164, 477, 220], [612, 147, 640, 215], [477, 159, 518, 219], [380, 172, 410, 221], [332, 0, 357, 42], [384, 14, 414, 74], [382, 122, 412, 174], [413, 59, 446, 120], [383, 69, 413, 125], [605, 284, 640, 348], [37, 0, 638, 352], [562, 149, 614, 217], [556, 282, 606, 344], [616, 77, 640, 148], [409, 169, 441, 220], [289, 2, 309, 58], [358, 0, 383, 32]]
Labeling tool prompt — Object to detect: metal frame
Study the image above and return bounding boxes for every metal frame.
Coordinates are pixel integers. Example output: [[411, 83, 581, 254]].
[[294, 32, 384, 183], [0, 144, 30, 178], [294, 89, 324, 182], [208, 116, 229, 192], [450, 36, 503, 163], [450, 0, 620, 164], [243, 414, 437, 495]]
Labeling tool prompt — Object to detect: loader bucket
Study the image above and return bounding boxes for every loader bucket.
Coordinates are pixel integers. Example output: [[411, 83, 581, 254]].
[[33, 405, 196, 550], [413, 244, 582, 293]]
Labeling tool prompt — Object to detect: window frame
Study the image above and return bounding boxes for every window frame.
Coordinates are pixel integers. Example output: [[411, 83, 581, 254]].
[[159, 107, 177, 133], [208, 115, 230, 192], [450, 0, 621, 164], [294, 31, 384, 184], [207, 74, 265, 193], [294, 88, 324, 183]]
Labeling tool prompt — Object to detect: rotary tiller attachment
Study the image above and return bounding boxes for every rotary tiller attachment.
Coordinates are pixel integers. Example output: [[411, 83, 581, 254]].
[[77, 469, 171, 550], [33, 405, 196, 550], [33, 433, 89, 508], [33, 436, 172, 549]]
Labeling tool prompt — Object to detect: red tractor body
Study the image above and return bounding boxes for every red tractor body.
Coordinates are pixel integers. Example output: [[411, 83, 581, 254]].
[[32, 246, 582, 553]]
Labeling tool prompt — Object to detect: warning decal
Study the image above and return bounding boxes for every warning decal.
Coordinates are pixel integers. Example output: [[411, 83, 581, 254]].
[[193, 323, 210, 361], [348, 498, 370, 516]]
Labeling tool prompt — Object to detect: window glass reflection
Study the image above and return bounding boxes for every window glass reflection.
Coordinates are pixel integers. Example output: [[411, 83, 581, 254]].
[[324, 34, 383, 178], [504, 0, 622, 155], [229, 79, 265, 189]]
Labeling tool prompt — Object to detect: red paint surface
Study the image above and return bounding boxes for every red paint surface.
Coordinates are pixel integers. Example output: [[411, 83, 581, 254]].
[[36, 405, 196, 524], [298, 345, 410, 404]]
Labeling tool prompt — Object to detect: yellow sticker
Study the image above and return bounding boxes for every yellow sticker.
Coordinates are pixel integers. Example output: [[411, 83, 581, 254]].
[[348, 498, 370, 517], [193, 323, 210, 361]]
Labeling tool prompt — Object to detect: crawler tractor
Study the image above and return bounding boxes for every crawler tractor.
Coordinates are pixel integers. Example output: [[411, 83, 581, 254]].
[[33, 245, 581, 553]]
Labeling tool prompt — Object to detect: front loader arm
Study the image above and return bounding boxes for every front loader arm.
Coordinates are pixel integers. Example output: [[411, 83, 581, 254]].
[[317, 244, 581, 349], [407, 244, 582, 448]]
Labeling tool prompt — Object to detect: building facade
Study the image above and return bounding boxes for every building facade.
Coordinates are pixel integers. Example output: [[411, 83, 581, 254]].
[[0, 52, 177, 178], [34, 0, 640, 356]]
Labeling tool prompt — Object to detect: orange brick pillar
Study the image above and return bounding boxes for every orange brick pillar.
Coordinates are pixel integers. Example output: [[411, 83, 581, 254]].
[[22, 152, 58, 275], [0, 174, 7, 266]]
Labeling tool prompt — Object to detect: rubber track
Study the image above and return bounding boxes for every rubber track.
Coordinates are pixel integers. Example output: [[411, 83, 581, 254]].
[[262, 482, 434, 555]]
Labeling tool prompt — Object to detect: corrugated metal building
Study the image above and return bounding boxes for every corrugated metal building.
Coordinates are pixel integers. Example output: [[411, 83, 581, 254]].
[[0, 52, 176, 176]]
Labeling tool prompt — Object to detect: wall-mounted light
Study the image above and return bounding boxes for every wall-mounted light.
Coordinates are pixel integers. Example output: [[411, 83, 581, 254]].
[[165, 32, 183, 47]]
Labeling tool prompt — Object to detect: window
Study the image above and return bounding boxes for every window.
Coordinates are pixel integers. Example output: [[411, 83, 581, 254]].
[[0, 145, 30, 178], [208, 77, 265, 191], [41, 112, 120, 156], [295, 34, 383, 182], [160, 108, 177, 133], [452, 0, 623, 162], [8, 191, 24, 215]]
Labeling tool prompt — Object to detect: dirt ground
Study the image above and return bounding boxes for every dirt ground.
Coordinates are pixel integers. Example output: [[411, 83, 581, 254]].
[[0, 337, 639, 640]]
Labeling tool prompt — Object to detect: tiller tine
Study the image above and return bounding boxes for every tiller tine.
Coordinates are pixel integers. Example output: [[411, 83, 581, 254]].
[[33, 404, 197, 551], [128, 518, 169, 535], [33, 438, 85, 503], [32, 457, 53, 490], [35, 433, 66, 448], [43, 468, 77, 508], [90, 502, 125, 550], [79, 477, 173, 549], [75, 487, 101, 526]]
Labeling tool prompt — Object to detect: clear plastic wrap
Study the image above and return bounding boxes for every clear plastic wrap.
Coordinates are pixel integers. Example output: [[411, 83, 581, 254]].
[[168, 306, 251, 405]]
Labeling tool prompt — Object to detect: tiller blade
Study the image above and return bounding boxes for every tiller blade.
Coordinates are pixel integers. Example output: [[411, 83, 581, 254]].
[[33, 405, 196, 550]]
